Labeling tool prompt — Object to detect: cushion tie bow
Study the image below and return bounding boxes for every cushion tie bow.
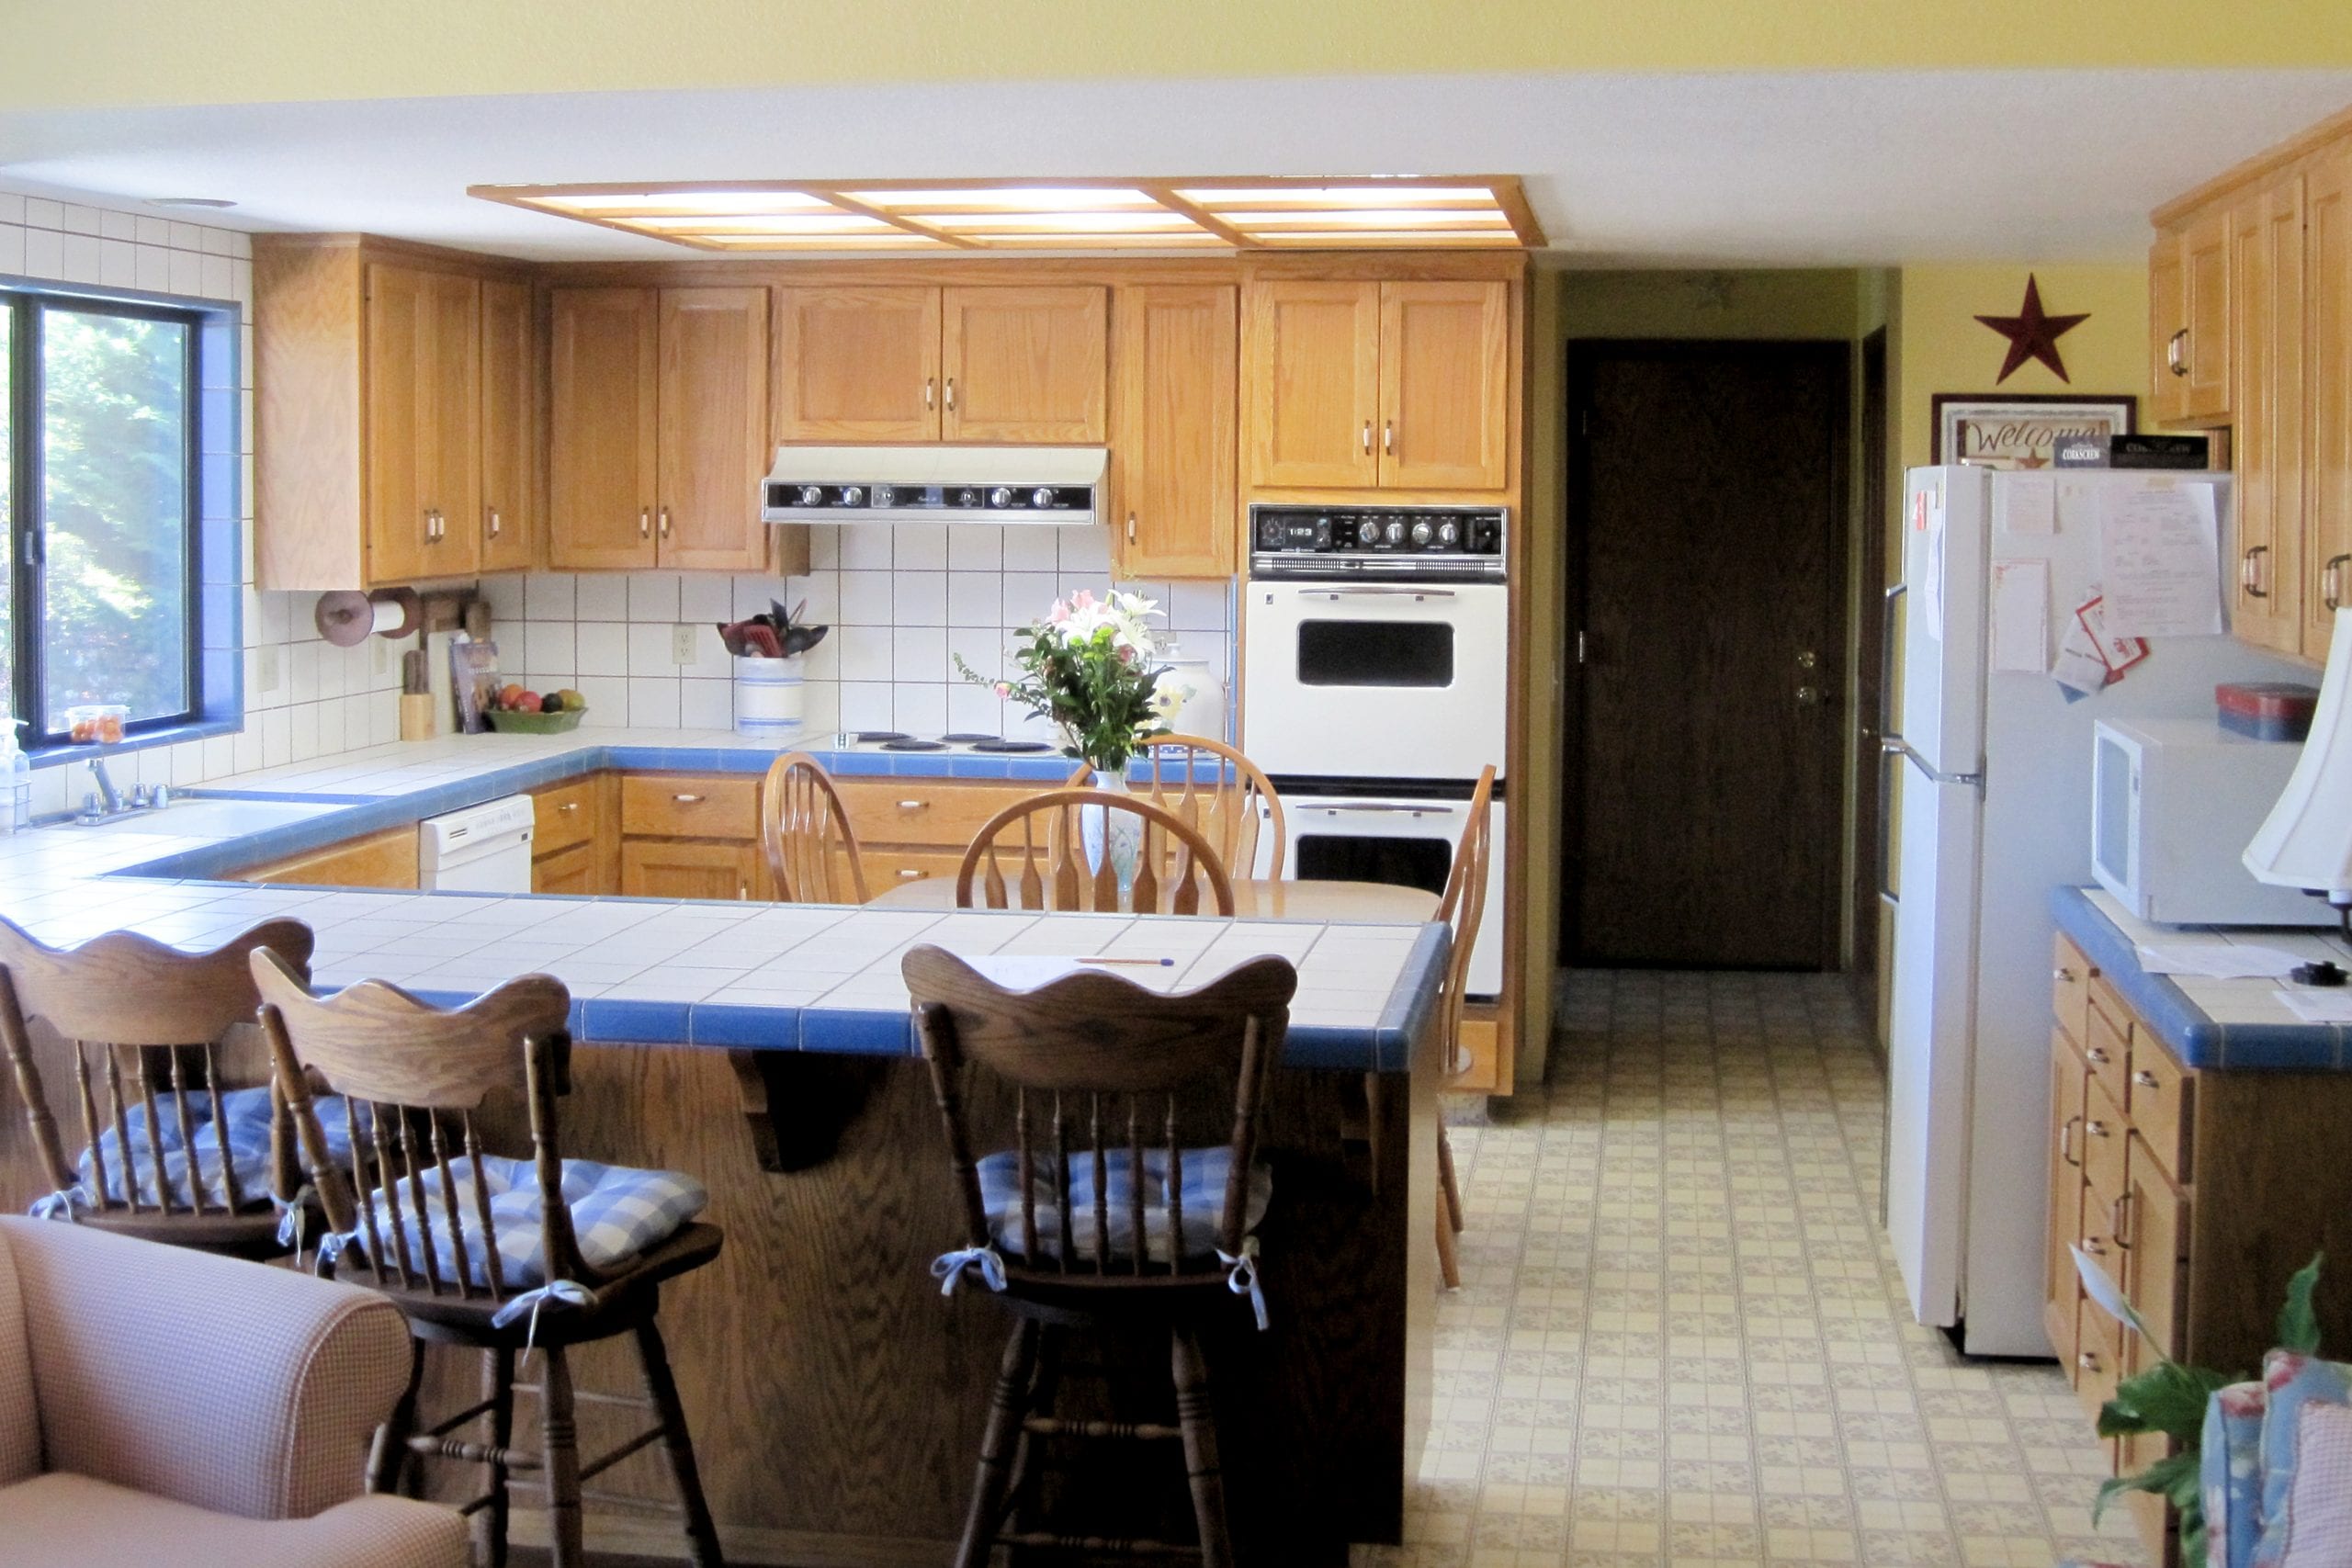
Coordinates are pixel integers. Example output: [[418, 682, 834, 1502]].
[[1217, 1236, 1270, 1332], [931, 1246, 1008, 1296]]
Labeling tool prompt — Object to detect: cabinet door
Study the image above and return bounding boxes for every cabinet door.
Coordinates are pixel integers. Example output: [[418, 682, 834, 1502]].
[[479, 276, 535, 573], [2308, 148, 2352, 656], [1112, 285, 1237, 580], [548, 288, 660, 570], [362, 264, 435, 584], [1245, 280, 1381, 489], [621, 839, 760, 902], [774, 286, 940, 441], [2231, 179, 2305, 655], [658, 287, 771, 572], [942, 286, 1108, 443], [533, 840, 599, 896], [1378, 281, 1510, 490], [2184, 205, 2234, 422], [2046, 1030, 2090, 1368], [2149, 236, 2189, 426], [424, 271, 481, 577]]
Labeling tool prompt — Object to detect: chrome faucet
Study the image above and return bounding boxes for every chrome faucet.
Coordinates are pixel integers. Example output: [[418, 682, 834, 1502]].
[[90, 756, 124, 816]]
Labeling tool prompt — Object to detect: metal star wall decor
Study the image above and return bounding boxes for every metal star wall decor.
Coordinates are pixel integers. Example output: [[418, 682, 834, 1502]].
[[1975, 275, 2090, 384]]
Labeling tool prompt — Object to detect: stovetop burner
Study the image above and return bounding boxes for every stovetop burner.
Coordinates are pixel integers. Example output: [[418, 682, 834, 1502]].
[[878, 739, 947, 752], [852, 730, 910, 743], [970, 739, 1052, 754], [939, 732, 999, 743]]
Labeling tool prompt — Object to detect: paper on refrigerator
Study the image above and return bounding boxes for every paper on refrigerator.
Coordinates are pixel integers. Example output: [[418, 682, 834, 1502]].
[[1987, 558, 2050, 673], [2096, 482, 2224, 637], [1993, 473, 2056, 536]]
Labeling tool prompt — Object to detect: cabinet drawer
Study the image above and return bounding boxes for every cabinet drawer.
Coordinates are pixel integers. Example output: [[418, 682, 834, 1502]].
[[533, 778, 600, 857], [2127, 1032, 2194, 1185], [834, 779, 1039, 851], [2074, 1292, 2124, 1418], [1449, 1014, 1505, 1094], [2083, 982, 2132, 1110], [533, 840, 598, 896], [862, 848, 971, 892], [2052, 933, 2096, 1045], [621, 773, 759, 840], [2081, 1073, 2128, 1206]]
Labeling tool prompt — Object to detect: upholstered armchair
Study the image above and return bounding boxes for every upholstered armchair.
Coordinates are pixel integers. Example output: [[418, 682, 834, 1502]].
[[0, 1214, 466, 1567]]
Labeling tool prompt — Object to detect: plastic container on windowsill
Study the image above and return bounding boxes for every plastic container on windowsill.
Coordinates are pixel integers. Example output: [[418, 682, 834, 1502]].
[[62, 705, 128, 745]]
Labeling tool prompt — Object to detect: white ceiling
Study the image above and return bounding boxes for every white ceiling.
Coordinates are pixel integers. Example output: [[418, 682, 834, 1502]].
[[4, 69, 2349, 265]]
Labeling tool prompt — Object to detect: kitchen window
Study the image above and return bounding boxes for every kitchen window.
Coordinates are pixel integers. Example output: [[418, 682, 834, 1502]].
[[1, 285, 232, 750]]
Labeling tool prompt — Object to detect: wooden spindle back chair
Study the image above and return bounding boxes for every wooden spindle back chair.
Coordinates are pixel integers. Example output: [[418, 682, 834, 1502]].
[[1065, 734, 1286, 880], [1432, 764, 1495, 1290], [250, 947, 725, 1568], [956, 788, 1236, 916], [905, 943, 1296, 1568], [0, 915, 315, 1256], [760, 751, 870, 904]]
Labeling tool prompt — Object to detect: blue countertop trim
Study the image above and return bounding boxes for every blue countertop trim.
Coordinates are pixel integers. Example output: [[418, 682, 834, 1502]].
[[1379, 923, 1453, 1073], [2050, 887, 2351, 1071]]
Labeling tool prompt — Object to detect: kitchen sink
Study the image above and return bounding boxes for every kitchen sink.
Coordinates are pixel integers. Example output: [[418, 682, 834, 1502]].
[[71, 798, 348, 838]]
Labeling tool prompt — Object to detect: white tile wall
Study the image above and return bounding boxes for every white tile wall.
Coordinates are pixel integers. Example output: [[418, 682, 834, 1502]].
[[488, 524, 1235, 740], [1, 183, 406, 818]]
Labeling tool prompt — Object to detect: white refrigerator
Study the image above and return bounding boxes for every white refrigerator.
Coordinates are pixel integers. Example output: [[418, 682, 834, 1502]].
[[1883, 465, 2302, 1358]]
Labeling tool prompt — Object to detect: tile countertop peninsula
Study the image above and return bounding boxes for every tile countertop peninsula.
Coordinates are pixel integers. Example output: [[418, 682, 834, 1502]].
[[0, 728, 1452, 1562], [2053, 886, 2352, 1069], [0, 728, 1447, 1072]]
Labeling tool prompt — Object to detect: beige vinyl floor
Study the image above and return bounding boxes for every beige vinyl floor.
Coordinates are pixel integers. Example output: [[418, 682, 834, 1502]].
[[1353, 969, 2152, 1568]]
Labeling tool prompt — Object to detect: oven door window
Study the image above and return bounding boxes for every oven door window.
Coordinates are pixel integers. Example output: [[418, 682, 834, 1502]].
[[1296, 619, 1453, 688], [1295, 829, 1453, 896]]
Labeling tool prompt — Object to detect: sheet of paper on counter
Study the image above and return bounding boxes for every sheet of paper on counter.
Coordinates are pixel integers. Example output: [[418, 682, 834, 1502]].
[[2096, 481, 2224, 637], [2273, 987, 2352, 1024], [1988, 558, 2050, 673], [2137, 942, 2307, 979], [1995, 472, 2057, 536]]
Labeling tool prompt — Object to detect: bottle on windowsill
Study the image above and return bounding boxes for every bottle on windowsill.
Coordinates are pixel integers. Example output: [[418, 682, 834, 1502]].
[[0, 724, 28, 834]]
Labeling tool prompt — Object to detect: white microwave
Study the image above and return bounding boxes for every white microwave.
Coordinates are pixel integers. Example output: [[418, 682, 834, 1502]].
[[2091, 718, 2333, 926]]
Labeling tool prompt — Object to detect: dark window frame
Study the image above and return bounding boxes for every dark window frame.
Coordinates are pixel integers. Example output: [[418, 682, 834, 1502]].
[[1, 286, 207, 748]]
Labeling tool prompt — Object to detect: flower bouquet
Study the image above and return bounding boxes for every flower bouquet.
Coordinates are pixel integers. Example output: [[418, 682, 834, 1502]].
[[956, 589, 1182, 773]]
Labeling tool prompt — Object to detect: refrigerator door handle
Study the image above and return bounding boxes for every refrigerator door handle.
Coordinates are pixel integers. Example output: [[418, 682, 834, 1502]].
[[1881, 734, 1983, 789], [1877, 741, 1899, 908], [1879, 582, 1905, 741]]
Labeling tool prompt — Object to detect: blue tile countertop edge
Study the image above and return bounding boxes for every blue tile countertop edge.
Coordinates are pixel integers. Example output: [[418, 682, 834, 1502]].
[[2050, 886, 2350, 1071]]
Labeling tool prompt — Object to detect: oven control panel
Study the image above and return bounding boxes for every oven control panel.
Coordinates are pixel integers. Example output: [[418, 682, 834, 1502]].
[[1249, 504, 1505, 580]]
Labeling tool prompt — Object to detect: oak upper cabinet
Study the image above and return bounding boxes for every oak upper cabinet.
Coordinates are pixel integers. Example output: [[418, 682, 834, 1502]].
[[774, 285, 942, 441], [657, 287, 773, 571], [2150, 207, 2234, 425], [548, 288, 660, 570], [2229, 177, 2306, 655], [774, 285, 1107, 446], [478, 277, 535, 573], [363, 263, 481, 582], [941, 287, 1109, 443], [1111, 285, 1238, 580], [1244, 278, 1510, 491], [2308, 144, 2352, 653], [550, 286, 780, 573]]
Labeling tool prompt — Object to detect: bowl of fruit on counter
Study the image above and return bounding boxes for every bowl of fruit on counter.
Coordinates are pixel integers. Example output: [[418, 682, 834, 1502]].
[[483, 684, 589, 734]]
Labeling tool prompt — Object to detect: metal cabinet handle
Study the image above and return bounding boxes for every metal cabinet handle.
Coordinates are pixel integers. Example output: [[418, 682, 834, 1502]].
[[659, 506, 673, 538], [2245, 544, 2270, 599], [2060, 1115, 2081, 1168], [1126, 513, 1137, 544], [924, 377, 935, 410], [896, 799, 929, 811], [487, 507, 502, 540], [739, 883, 749, 900], [944, 377, 956, 412], [558, 801, 580, 814], [2112, 1192, 2135, 1250], [2327, 553, 2350, 611], [2167, 328, 2189, 377], [672, 792, 705, 804], [1361, 420, 1372, 456], [898, 868, 926, 880], [639, 508, 651, 539], [1383, 419, 1395, 455], [2132, 1069, 2159, 1089]]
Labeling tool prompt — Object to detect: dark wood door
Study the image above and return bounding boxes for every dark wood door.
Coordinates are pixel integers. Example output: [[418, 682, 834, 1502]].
[[1565, 340, 1849, 968], [1852, 327, 1890, 1011]]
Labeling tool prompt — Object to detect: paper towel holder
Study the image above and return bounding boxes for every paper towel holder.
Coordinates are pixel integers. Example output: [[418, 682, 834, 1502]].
[[315, 587, 422, 647]]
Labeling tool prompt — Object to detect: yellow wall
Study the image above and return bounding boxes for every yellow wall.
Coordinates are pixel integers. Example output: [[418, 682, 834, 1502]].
[[12, 0, 2352, 107], [1561, 269, 1863, 341]]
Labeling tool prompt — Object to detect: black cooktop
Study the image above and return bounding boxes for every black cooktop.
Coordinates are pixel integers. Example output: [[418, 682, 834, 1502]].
[[850, 730, 1051, 754]]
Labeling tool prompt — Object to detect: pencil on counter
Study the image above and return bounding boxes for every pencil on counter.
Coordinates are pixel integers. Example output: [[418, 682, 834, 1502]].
[[1075, 955, 1176, 967]]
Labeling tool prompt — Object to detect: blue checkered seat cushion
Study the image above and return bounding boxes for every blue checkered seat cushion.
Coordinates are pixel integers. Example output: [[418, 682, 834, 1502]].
[[38, 1085, 278, 1215], [342, 1155, 707, 1291], [975, 1146, 1269, 1265]]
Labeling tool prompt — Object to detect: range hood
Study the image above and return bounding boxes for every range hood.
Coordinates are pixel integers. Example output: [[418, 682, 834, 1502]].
[[760, 446, 1105, 525]]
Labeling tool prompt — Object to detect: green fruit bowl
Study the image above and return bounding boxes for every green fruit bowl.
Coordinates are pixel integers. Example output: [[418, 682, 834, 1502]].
[[484, 707, 586, 734]]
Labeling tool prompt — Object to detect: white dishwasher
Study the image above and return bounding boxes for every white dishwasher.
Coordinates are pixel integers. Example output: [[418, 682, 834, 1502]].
[[418, 795, 537, 893]]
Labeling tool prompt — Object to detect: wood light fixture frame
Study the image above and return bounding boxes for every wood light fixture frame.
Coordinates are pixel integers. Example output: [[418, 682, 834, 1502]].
[[469, 175, 1545, 254]]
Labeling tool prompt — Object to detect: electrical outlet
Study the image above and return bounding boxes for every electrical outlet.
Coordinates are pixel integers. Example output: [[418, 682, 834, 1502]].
[[371, 637, 392, 677], [256, 646, 280, 693], [672, 624, 698, 665]]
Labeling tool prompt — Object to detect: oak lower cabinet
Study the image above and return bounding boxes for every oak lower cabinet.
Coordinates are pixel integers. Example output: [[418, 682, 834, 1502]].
[[254, 236, 531, 589], [1243, 277, 1510, 491], [1111, 284, 1238, 579], [530, 773, 616, 895], [229, 824, 420, 889], [549, 287, 796, 575], [773, 284, 1108, 446], [618, 772, 767, 902], [830, 777, 1040, 898], [2046, 931, 2352, 1562]]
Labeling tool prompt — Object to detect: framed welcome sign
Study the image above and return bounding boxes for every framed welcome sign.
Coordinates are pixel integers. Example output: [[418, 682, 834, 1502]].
[[1931, 393, 2137, 469]]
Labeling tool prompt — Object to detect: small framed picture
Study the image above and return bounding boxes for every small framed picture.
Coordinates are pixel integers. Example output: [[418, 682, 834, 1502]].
[[1932, 393, 2137, 469]]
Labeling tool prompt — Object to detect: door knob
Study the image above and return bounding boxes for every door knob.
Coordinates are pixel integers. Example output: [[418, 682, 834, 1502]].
[[1795, 686, 1822, 705], [1795, 649, 1818, 671]]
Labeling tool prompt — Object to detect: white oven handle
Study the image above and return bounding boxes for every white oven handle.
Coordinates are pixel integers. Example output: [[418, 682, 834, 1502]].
[[1310, 585, 1457, 598], [1309, 803, 1459, 815]]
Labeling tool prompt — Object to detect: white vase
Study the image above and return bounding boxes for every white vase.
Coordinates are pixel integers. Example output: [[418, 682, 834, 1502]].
[[1075, 766, 1143, 894]]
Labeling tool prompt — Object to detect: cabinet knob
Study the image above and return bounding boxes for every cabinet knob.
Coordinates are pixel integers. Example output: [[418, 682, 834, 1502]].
[[2086, 1045, 2109, 1065], [2079, 1238, 2106, 1258], [896, 799, 928, 811], [487, 507, 502, 539], [673, 793, 705, 804], [739, 883, 749, 900], [2132, 1069, 2159, 1089], [558, 801, 579, 814], [2079, 1349, 2102, 1371], [2053, 966, 2075, 983], [2086, 1120, 2109, 1140], [1126, 513, 1137, 544], [899, 868, 926, 880]]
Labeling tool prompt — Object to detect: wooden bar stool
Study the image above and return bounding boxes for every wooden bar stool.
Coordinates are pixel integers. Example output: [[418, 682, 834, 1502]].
[[1432, 765, 1496, 1291], [905, 943, 1296, 1568], [760, 750, 870, 904], [0, 915, 315, 1258], [250, 948, 727, 1568]]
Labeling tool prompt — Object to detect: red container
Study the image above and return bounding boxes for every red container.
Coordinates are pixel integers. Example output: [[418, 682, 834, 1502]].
[[2217, 681, 2320, 742]]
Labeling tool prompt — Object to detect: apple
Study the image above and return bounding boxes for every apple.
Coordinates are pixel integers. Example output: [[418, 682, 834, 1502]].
[[498, 682, 526, 710], [514, 691, 543, 713]]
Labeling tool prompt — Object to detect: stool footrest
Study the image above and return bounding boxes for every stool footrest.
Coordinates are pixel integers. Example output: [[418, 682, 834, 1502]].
[[513, 1382, 657, 1411], [1022, 1416, 1183, 1441], [997, 1529, 1201, 1558], [578, 1423, 668, 1483], [407, 1433, 541, 1471], [422, 1395, 502, 1438]]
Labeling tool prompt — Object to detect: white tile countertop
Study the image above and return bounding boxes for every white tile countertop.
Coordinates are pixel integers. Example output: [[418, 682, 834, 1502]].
[[0, 731, 1448, 1072]]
